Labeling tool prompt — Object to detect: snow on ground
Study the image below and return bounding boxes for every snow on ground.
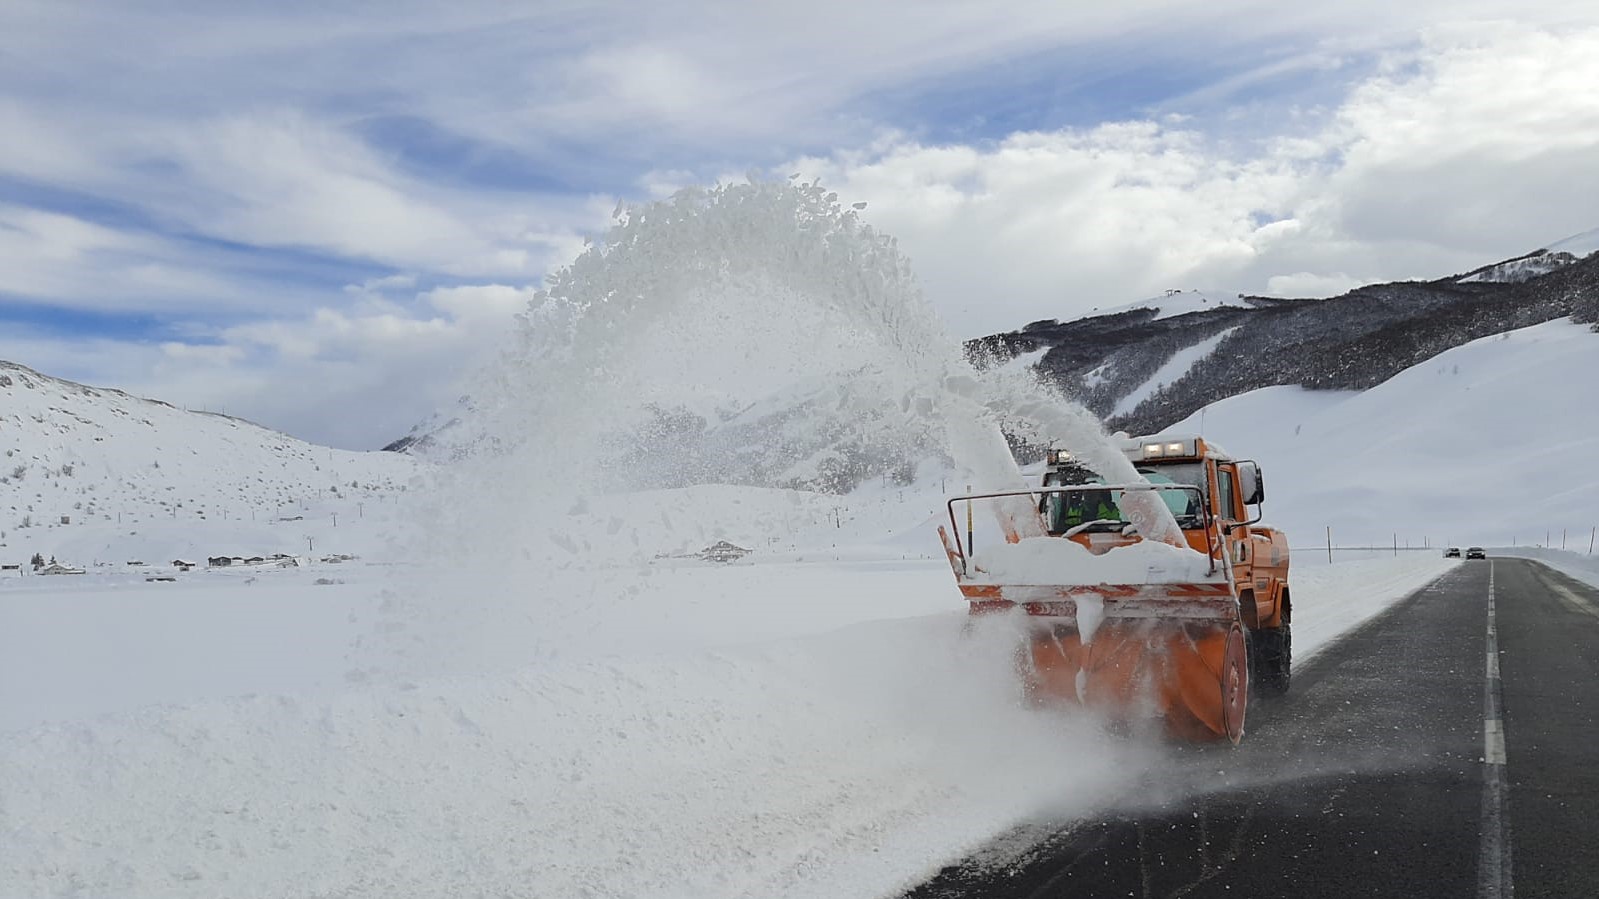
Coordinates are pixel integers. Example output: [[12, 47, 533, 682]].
[[1079, 288, 1248, 322], [1289, 553, 1458, 660], [1, 515, 1453, 899], [0, 361, 418, 545], [997, 346, 1049, 375], [1110, 326, 1238, 417], [1165, 317, 1599, 549], [1458, 226, 1599, 282]]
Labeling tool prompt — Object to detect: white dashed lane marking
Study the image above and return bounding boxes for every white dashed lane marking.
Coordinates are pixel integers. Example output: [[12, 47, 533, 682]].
[[1477, 561, 1512, 899]]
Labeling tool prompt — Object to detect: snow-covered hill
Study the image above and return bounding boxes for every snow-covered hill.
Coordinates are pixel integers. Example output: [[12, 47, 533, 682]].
[[1075, 287, 1251, 321], [976, 226, 1599, 436], [1454, 226, 1599, 283], [0, 361, 423, 564], [1457, 248, 1582, 283], [1166, 317, 1599, 549], [1549, 225, 1599, 258]]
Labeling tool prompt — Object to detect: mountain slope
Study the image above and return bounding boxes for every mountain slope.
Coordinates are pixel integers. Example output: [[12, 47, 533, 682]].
[[0, 362, 420, 542], [1165, 317, 1599, 548], [971, 240, 1599, 436]]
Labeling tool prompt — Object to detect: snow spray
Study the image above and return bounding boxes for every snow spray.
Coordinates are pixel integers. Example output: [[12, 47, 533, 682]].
[[377, 178, 1176, 674]]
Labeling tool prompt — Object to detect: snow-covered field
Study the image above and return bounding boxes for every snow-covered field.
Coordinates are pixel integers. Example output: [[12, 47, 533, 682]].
[[1, 515, 1454, 899]]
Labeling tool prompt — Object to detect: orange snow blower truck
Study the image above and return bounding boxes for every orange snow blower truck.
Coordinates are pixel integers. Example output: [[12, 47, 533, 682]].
[[937, 434, 1290, 743]]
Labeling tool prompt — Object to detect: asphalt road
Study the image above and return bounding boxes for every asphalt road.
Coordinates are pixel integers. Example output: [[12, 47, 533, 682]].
[[904, 558, 1599, 899]]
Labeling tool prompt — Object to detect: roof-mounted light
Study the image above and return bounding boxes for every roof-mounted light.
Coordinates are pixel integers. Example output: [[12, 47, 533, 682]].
[[1137, 437, 1196, 459]]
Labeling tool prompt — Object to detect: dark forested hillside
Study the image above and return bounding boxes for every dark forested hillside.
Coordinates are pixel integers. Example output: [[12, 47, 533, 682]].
[[970, 250, 1599, 435]]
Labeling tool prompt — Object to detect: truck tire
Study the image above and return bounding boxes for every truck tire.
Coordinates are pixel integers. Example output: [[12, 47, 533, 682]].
[[1249, 624, 1291, 696]]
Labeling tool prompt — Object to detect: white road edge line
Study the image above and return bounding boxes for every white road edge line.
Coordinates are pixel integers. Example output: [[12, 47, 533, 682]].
[[1477, 561, 1513, 899]]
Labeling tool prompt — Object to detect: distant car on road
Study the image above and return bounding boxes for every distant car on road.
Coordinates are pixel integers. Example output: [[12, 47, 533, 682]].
[[1466, 547, 1487, 559], [1445, 547, 1461, 558]]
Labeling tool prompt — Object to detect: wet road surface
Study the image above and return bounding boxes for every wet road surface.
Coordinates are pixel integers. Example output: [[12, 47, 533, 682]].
[[904, 558, 1599, 899]]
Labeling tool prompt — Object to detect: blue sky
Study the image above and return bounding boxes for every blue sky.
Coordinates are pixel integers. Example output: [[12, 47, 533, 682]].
[[2, 2, 1598, 448]]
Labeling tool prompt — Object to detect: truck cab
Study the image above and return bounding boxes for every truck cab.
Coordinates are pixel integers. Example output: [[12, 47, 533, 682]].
[[1041, 433, 1293, 693]]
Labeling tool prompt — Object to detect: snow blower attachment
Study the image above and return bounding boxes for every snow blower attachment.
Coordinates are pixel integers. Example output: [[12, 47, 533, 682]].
[[938, 435, 1291, 744]]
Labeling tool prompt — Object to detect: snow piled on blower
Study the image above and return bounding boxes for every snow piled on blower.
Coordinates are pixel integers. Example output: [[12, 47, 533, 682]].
[[971, 536, 1221, 585]]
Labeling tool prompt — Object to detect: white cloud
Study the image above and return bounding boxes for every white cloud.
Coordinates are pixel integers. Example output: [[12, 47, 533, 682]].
[[148, 111, 547, 277], [422, 285, 537, 323], [0, 205, 245, 308], [1265, 272, 1368, 297], [120, 282, 535, 447], [1323, 23, 1599, 254], [789, 125, 1300, 333], [158, 342, 246, 366], [781, 22, 1599, 334]]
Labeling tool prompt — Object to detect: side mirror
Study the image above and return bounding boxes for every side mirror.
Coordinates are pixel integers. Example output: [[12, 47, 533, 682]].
[[1238, 461, 1265, 505]]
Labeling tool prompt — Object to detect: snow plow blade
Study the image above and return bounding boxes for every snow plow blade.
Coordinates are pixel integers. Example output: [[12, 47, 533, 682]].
[[964, 578, 1247, 742], [939, 521, 1248, 743]]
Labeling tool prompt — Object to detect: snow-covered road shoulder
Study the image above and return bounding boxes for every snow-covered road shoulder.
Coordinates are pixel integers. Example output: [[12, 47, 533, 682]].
[[1290, 553, 1459, 660]]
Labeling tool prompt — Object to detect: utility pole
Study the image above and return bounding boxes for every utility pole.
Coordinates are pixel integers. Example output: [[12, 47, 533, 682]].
[[1326, 526, 1332, 564], [307, 536, 314, 553], [332, 512, 338, 528]]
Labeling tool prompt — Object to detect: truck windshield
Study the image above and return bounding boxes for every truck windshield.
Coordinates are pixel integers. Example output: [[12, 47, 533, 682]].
[[1123, 470, 1203, 527]]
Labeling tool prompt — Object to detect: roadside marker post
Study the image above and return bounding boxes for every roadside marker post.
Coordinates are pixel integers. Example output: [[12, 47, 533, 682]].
[[965, 485, 974, 557]]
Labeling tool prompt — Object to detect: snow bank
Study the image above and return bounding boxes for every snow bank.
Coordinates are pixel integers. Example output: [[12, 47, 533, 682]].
[[1, 508, 1461, 899], [1288, 554, 1459, 660], [0, 573, 376, 732], [1491, 546, 1599, 591], [1, 587, 1149, 899]]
